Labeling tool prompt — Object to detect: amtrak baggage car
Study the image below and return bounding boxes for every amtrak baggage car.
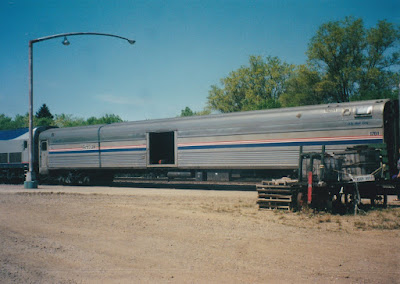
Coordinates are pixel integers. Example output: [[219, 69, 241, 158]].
[[38, 99, 399, 183]]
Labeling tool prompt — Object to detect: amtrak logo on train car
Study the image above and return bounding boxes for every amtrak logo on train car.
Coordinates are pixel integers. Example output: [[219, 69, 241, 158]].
[[82, 144, 96, 150]]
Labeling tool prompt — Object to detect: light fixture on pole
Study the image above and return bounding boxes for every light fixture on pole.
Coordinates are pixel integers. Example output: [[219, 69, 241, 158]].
[[24, 32, 135, 189], [62, 36, 70, 46]]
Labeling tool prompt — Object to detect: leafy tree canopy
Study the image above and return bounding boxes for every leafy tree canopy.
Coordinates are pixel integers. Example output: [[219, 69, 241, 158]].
[[34, 104, 54, 127], [86, 114, 123, 125], [0, 105, 125, 130], [189, 17, 399, 116], [180, 106, 211, 117], [279, 64, 330, 107], [0, 114, 28, 130], [307, 17, 400, 102], [180, 107, 195, 117], [54, 114, 86, 128], [207, 55, 294, 113]]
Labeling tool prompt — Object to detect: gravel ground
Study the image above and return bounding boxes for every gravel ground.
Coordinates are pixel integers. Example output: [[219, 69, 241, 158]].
[[0, 184, 399, 283]]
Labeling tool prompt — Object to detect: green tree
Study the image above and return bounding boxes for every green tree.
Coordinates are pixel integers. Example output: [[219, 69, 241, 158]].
[[279, 64, 334, 107], [35, 117, 53, 127], [13, 114, 28, 128], [54, 114, 86, 128], [0, 114, 13, 130], [0, 111, 125, 130], [307, 17, 400, 102], [180, 107, 195, 117], [35, 104, 54, 127], [86, 114, 123, 125], [35, 104, 53, 119], [0, 114, 28, 130], [207, 55, 294, 113], [180, 107, 211, 117], [356, 20, 400, 100]]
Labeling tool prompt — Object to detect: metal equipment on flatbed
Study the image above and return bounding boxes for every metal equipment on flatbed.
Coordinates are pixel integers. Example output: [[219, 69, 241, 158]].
[[257, 146, 399, 213]]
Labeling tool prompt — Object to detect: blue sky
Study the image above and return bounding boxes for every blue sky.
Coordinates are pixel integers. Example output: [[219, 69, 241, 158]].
[[0, 0, 399, 121]]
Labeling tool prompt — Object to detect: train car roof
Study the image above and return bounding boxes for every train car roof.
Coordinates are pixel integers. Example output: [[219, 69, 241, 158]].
[[101, 99, 390, 130], [39, 99, 391, 138], [110, 98, 390, 125]]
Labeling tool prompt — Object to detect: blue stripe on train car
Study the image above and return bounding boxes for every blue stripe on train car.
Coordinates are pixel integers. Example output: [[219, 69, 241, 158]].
[[49, 149, 99, 155], [49, 148, 146, 155], [100, 148, 146, 153], [178, 138, 384, 150]]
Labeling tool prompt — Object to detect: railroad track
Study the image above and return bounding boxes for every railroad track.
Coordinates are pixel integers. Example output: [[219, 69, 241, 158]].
[[0, 176, 257, 191], [113, 177, 257, 191]]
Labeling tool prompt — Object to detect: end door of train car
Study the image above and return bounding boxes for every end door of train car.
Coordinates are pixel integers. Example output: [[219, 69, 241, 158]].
[[384, 99, 400, 177], [39, 140, 49, 174]]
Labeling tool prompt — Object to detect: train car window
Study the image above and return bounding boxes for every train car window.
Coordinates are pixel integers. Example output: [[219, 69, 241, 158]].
[[355, 106, 372, 117], [9, 152, 22, 163], [148, 132, 175, 165], [24, 140, 28, 149], [41, 141, 48, 151], [0, 153, 7, 163]]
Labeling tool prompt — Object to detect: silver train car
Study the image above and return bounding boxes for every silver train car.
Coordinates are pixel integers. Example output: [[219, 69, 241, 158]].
[[36, 99, 399, 184]]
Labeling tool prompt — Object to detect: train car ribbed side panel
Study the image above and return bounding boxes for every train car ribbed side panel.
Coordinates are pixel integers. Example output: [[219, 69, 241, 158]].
[[99, 140, 147, 168], [101, 152, 146, 168], [48, 153, 100, 168], [178, 147, 299, 169]]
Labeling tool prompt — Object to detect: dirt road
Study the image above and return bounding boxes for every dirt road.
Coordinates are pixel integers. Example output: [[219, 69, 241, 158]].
[[0, 184, 399, 283]]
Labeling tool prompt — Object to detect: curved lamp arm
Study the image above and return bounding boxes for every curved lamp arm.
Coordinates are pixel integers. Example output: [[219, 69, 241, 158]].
[[30, 32, 135, 45]]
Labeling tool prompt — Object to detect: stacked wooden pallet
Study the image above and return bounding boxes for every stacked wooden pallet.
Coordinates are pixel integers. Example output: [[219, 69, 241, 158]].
[[257, 178, 298, 210]]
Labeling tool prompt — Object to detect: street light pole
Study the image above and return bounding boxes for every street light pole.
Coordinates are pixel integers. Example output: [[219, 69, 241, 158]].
[[24, 32, 135, 189], [25, 40, 36, 188]]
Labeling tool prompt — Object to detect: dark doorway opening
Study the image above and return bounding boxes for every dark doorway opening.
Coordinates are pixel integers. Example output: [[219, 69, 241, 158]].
[[149, 132, 175, 165]]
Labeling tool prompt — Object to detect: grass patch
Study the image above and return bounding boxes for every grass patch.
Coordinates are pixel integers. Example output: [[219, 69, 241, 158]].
[[276, 207, 400, 232]]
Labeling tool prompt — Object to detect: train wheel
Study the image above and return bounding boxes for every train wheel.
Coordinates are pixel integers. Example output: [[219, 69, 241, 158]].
[[82, 176, 91, 185], [64, 172, 74, 185]]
